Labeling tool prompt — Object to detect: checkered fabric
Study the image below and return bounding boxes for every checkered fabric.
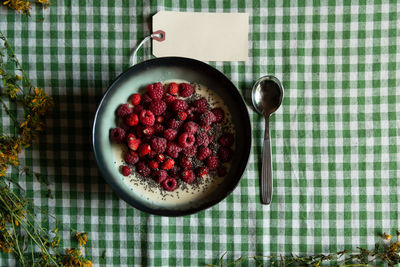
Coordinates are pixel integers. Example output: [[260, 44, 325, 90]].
[[1, 1, 400, 266]]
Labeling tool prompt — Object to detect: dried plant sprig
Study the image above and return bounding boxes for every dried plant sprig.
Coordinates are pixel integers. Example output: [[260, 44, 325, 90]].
[[2, 0, 49, 15]]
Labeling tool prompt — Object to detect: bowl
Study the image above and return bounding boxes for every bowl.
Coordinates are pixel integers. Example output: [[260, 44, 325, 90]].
[[92, 57, 251, 216]]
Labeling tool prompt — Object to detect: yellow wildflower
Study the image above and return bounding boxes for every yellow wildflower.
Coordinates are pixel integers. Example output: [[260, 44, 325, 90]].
[[383, 233, 392, 240], [75, 232, 88, 247]]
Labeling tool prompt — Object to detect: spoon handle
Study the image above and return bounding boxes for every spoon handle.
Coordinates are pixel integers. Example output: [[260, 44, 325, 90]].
[[261, 118, 272, 205]]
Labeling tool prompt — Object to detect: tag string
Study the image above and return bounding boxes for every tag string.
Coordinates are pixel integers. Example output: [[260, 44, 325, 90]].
[[130, 31, 164, 66]]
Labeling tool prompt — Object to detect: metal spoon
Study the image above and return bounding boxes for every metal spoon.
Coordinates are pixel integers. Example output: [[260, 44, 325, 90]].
[[251, 75, 284, 205]]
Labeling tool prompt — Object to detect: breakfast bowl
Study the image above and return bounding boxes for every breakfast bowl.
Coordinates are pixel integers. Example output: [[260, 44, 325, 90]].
[[92, 57, 251, 216]]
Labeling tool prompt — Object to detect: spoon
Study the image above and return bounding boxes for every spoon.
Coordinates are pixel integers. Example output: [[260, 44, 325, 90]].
[[251, 75, 284, 205]]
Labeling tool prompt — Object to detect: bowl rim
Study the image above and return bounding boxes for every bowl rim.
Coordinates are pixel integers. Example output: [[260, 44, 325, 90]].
[[92, 56, 252, 216]]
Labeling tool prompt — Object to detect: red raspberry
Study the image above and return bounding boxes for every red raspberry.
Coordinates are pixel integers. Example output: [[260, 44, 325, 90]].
[[171, 99, 188, 112], [178, 132, 195, 148], [218, 133, 234, 147], [136, 161, 151, 177], [142, 125, 155, 135], [131, 93, 141, 105], [195, 131, 209, 147], [156, 154, 165, 162], [177, 111, 187, 121], [124, 151, 139, 165], [197, 146, 212, 161], [133, 104, 144, 114], [125, 113, 139, 126], [207, 135, 214, 144], [218, 147, 233, 163], [117, 103, 132, 118], [153, 123, 164, 134], [168, 165, 180, 178], [193, 97, 209, 112], [183, 121, 198, 134], [161, 158, 175, 170], [162, 177, 178, 191], [166, 142, 182, 158], [212, 107, 224, 122], [201, 125, 211, 132], [199, 110, 216, 127], [140, 110, 155, 126], [179, 83, 194, 97], [168, 82, 179, 95], [167, 119, 182, 129], [110, 127, 126, 143], [179, 156, 193, 169], [217, 165, 227, 177], [153, 170, 168, 183], [122, 166, 131, 176], [164, 129, 178, 141], [148, 150, 157, 159], [141, 92, 153, 105], [127, 136, 141, 151], [150, 137, 167, 153], [148, 161, 159, 170], [183, 146, 197, 157], [138, 143, 151, 156], [156, 116, 164, 123], [206, 155, 219, 170], [149, 100, 167, 115], [147, 82, 164, 100], [197, 167, 209, 178], [181, 169, 195, 184], [163, 93, 177, 105]]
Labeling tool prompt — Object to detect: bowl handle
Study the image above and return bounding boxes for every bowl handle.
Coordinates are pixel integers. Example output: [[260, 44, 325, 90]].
[[130, 31, 165, 66]]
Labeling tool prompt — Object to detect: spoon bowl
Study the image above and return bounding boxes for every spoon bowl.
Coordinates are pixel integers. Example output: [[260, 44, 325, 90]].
[[251, 75, 284, 204]]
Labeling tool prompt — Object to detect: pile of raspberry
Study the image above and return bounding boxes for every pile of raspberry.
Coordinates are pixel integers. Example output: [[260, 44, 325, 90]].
[[109, 82, 234, 192]]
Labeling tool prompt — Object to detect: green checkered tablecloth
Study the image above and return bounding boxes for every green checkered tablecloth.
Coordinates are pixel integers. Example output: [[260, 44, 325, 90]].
[[1, 1, 399, 266]]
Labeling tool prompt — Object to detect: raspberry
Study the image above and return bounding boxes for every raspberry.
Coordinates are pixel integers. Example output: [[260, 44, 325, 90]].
[[141, 92, 153, 105], [161, 158, 175, 170], [168, 165, 180, 178], [117, 103, 132, 118], [147, 82, 164, 100], [217, 165, 227, 177], [163, 93, 177, 105], [218, 147, 233, 163], [166, 142, 182, 158], [148, 161, 159, 170], [127, 136, 141, 151], [149, 100, 167, 115], [133, 104, 144, 114], [171, 99, 188, 112], [179, 156, 193, 169], [162, 177, 178, 191], [168, 82, 179, 95], [153, 123, 164, 134], [126, 133, 136, 142], [138, 143, 151, 156], [186, 107, 196, 121], [197, 167, 209, 178], [167, 119, 182, 129], [153, 170, 168, 183], [193, 97, 209, 112], [212, 107, 224, 122], [150, 137, 167, 153], [181, 169, 195, 184], [183, 121, 198, 134], [201, 125, 211, 132], [136, 161, 151, 177], [124, 151, 139, 165], [178, 132, 195, 148], [125, 113, 139, 126], [197, 146, 212, 161], [140, 110, 155, 126], [179, 83, 194, 97], [206, 155, 219, 170], [218, 133, 234, 147], [110, 127, 126, 143], [195, 131, 209, 147], [156, 116, 164, 123], [156, 154, 165, 162], [164, 129, 178, 141], [131, 93, 141, 105], [122, 166, 131, 176], [177, 111, 187, 121], [183, 146, 197, 157], [142, 125, 155, 135], [207, 135, 214, 145], [199, 110, 216, 127]]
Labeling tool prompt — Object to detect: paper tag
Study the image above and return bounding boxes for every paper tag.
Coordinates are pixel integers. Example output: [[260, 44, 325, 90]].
[[152, 11, 248, 61]]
